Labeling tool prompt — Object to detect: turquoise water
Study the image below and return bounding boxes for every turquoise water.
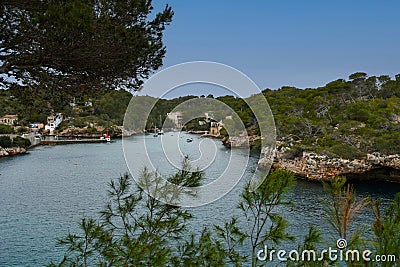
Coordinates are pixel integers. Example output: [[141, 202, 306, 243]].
[[0, 135, 399, 266]]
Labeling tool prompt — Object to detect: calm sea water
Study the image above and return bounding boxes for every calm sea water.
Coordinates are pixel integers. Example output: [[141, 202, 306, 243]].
[[0, 134, 399, 266]]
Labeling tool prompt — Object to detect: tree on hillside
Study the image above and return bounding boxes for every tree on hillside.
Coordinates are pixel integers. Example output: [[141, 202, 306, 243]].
[[0, 0, 173, 94], [348, 72, 390, 100]]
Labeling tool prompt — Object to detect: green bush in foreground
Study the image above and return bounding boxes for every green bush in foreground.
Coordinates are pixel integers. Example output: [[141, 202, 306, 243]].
[[48, 167, 297, 267], [49, 168, 400, 267]]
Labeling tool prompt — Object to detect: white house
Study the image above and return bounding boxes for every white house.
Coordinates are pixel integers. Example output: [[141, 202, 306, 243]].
[[166, 111, 183, 128], [0, 114, 18, 126], [45, 113, 63, 133]]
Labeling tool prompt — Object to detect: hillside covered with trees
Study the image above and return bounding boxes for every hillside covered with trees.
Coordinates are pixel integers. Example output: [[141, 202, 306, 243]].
[[263, 72, 400, 158], [1, 72, 399, 159], [0, 0, 173, 134]]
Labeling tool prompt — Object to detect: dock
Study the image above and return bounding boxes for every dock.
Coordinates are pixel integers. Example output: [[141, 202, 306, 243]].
[[40, 139, 109, 145]]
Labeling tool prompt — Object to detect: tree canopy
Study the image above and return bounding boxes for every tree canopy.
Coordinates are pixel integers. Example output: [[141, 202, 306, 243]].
[[0, 0, 173, 94]]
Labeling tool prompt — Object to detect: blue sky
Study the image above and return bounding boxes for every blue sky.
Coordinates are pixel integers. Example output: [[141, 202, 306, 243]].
[[152, 0, 400, 91]]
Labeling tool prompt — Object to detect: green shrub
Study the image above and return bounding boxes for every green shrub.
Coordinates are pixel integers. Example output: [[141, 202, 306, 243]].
[[250, 138, 261, 151], [85, 127, 98, 135], [282, 145, 304, 159], [373, 132, 400, 154], [330, 143, 365, 159], [347, 103, 370, 122], [0, 136, 12, 148], [0, 124, 15, 134], [16, 126, 27, 134], [12, 136, 31, 148]]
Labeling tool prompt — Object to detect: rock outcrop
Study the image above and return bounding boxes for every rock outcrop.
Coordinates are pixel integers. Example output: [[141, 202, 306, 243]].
[[0, 147, 27, 157], [258, 147, 400, 182], [222, 135, 260, 148]]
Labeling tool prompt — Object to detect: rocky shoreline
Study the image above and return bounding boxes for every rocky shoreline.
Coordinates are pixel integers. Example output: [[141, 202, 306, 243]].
[[0, 147, 27, 157], [221, 135, 400, 182], [221, 135, 261, 148], [258, 150, 400, 182]]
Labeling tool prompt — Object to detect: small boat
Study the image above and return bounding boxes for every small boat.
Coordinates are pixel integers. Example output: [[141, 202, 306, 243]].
[[153, 133, 158, 137], [105, 129, 111, 142], [186, 138, 193, 142]]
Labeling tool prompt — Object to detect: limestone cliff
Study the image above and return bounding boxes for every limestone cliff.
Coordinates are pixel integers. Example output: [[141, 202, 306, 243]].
[[222, 135, 260, 148], [258, 148, 400, 182]]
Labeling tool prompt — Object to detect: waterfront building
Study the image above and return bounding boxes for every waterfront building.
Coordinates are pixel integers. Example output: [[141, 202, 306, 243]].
[[210, 120, 223, 136], [166, 111, 183, 128], [45, 113, 63, 133], [0, 114, 18, 126]]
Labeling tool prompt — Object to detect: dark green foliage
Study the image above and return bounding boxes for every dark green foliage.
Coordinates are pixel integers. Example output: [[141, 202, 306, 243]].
[[172, 228, 228, 266], [250, 138, 262, 151], [16, 126, 27, 134], [84, 126, 97, 135], [264, 73, 400, 158], [0, 124, 15, 134], [370, 193, 400, 267], [238, 169, 295, 266], [213, 217, 247, 266], [49, 166, 400, 266], [0, 136, 12, 148], [347, 102, 370, 122], [49, 168, 299, 266], [1, 0, 173, 93], [146, 95, 197, 129], [329, 143, 366, 159], [5, 85, 67, 124], [183, 117, 210, 131], [286, 226, 326, 267], [349, 72, 368, 80], [93, 90, 132, 125], [1, 0, 173, 129], [12, 136, 31, 148], [371, 131, 400, 155], [50, 171, 194, 266]]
